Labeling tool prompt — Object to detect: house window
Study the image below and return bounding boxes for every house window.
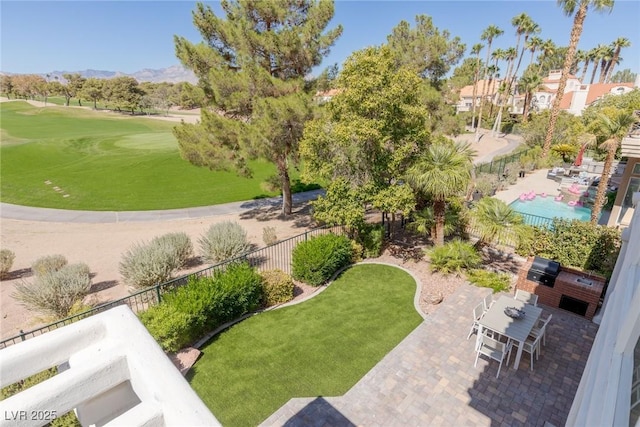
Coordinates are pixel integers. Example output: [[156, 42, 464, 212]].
[[619, 176, 640, 224], [633, 163, 640, 175]]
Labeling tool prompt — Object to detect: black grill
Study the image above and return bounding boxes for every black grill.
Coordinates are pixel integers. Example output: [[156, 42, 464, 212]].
[[527, 256, 561, 287]]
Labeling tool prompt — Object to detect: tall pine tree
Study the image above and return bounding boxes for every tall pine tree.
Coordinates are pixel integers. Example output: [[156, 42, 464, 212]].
[[174, 0, 342, 215]]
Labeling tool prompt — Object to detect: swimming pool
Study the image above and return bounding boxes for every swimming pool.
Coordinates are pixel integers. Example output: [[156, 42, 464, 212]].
[[509, 196, 592, 225]]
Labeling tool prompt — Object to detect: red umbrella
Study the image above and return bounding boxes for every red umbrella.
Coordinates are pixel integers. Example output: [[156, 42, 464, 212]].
[[574, 143, 586, 167]]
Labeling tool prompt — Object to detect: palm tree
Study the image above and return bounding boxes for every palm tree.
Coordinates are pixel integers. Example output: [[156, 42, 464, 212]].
[[406, 141, 475, 246], [605, 37, 631, 82], [470, 43, 484, 129], [475, 25, 504, 143], [526, 36, 544, 69], [590, 110, 638, 223], [589, 44, 608, 84], [598, 44, 615, 83], [541, 0, 615, 158], [471, 197, 525, 248], [493, 14, 540, 137], [537, 39, 557, 75], [518, 71, 542, 122], [575, 49, 588, 80], [578, 49, 592, 82]]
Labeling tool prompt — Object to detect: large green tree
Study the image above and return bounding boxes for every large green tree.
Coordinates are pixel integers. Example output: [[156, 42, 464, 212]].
[[609, 68, 636, 83], [541, 0, 615, 158], [301, 46, 430, 228], [61, 73, 86, 106], [386, 14, 465, 87], [173, 0, 342, 215], [80, 78, 104, 109], [406, 141, 475, 246], [103, 76, 144, 114]]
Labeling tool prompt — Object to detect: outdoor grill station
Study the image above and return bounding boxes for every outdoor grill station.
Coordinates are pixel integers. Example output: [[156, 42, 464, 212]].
[[517, 256, 606, 321]]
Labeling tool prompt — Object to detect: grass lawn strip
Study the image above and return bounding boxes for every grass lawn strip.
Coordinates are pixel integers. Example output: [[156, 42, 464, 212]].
[[0, 101, 305, 210], [188, 264, 423, 427]]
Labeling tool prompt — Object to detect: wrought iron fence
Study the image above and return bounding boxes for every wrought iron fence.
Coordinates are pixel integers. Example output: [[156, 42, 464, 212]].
[[466, 211, 554, 248], [0, 225, 344, 349], [474, 148, 533, 177]]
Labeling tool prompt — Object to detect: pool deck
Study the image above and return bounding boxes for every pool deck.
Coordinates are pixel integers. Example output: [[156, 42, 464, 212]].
[[491, 169, 611, 225], [493, 169, 562, 206]]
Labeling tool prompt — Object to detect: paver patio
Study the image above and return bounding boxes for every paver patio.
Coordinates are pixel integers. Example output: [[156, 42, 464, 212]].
[[261, 284, 599, 426]]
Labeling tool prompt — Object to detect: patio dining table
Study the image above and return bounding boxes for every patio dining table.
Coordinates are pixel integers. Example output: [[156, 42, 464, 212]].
[[477, 295, 543, 370]]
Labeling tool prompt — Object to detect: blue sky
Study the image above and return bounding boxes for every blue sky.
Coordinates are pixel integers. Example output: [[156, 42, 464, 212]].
[[1, 1, 639, 78]]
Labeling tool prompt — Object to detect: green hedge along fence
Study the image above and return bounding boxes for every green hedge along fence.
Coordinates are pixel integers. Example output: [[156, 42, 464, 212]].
[[0, 225, 344, 349]]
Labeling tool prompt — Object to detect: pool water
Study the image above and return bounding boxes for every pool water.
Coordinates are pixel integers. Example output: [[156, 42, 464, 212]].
[[510, 196, 592, 223]]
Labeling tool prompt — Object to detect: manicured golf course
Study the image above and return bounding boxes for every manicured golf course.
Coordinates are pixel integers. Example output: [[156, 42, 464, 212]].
[[0, 101, 296, 210]]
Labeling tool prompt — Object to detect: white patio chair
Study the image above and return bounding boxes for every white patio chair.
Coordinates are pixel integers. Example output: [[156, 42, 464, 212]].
[[529, 314, 552, 346], [483, 294, 494, 313], [467, 303, 485, 340], [514, 289, 538, 306], [474, 334, 513, 378], [509, 332, 544, 371]]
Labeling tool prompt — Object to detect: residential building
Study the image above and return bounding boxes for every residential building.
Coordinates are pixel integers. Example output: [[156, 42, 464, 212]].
[[455, 79, 503, 113], [567, 189, 640, 426], [314, 88, 341, 104], [528, 70, 637, 116]]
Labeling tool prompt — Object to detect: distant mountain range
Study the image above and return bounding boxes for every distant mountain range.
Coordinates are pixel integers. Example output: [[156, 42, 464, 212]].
[[1, 65, 198, 84]]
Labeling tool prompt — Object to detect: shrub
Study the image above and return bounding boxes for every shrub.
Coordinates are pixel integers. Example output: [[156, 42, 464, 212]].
[[140, 262, 262, 351], [359, 224, 384, 258], [260, 269, 294, 307], [467, 269, 511, 293], [31, 254, 67, 277], [292, 233, 353, 286], [474, 173, 499, 196], [199, 221, 250, 263], [350, 240, 364, 263], [13, 263, 92, 318], [0, 249, 15, 279], [121, 232, 194, 290], [262, 226, 278, 246], [427, 240, 482, 275], [515, 219, 621, 278], [120, 241, 176, 290], [151, 232, 193, 268]]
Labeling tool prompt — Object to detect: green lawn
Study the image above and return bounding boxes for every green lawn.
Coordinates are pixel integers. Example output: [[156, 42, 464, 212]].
[[0, 101, 308, 210], [188, 264, 423, 427]]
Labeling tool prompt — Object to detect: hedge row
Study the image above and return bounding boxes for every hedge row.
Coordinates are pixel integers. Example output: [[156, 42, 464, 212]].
[[140, 262, 263, 352], [291, 233, 354, 286], [516, 218, 621, 278]]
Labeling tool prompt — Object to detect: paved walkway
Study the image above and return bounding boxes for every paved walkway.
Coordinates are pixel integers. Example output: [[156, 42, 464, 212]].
[[261, 284, 598, 427], [0, 189, 325, 223]]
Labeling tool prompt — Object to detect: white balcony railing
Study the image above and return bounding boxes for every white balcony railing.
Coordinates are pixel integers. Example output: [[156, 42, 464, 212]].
[[0, 306, 220, 427]]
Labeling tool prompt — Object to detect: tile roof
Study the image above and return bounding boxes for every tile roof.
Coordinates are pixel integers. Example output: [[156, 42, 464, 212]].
[[459, 79, 503, 98], [586, 83, 634, 106], [543, 73, 579, 83], [558, 92, 573, 110]]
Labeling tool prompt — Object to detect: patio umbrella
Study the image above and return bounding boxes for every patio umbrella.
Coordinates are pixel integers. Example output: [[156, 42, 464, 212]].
[[573, 143, 586, 167]]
